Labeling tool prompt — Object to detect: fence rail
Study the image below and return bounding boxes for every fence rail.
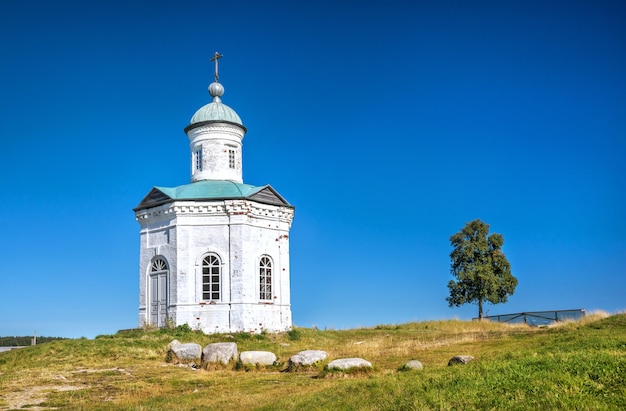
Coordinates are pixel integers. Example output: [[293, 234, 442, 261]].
[[478, 309, 586, 326]]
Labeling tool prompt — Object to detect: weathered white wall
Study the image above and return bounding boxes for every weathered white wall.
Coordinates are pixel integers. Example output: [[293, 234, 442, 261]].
[[136, 199, 293, 333], [137, 204, 178, 328], [188, 123, 244, 183]]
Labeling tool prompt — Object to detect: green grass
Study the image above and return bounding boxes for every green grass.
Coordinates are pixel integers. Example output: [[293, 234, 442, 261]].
[[0, 313, 624, 410]]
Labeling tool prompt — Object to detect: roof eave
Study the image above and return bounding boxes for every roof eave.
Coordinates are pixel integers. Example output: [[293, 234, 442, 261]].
[[184, 119, 247, 134]]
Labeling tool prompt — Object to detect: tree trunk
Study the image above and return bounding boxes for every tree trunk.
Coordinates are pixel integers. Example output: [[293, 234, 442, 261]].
[[478, 299, 483, 319]]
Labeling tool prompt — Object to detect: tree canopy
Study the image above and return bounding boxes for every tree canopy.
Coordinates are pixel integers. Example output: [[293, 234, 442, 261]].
[[447, 219, 518, 319]]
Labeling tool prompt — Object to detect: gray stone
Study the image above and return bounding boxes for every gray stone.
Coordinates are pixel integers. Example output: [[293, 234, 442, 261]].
[[448, 355, 475, 366], [327, 358, 372, 370], [166, 342, 202, 364], [167, 339, 181, 349], [403, 360, 423, 370], [240, 350, 277, 366], [202, 342, 238, 365], [289, 350, 328, 367]]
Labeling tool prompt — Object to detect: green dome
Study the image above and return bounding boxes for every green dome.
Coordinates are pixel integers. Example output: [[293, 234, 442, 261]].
[[189, 101, 243, 126], [186, 81, 245, 131]]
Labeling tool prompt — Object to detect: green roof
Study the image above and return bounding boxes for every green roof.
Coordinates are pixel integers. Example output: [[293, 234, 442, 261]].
[[184, 81, 246, 133], [158, 180, 257, 199], [188, 101, 244, 128], [135, 180, 292, 211]]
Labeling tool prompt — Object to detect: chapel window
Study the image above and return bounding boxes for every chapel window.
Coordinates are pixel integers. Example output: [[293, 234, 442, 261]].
[[228, 149, 235, 169], [193, 148, 202, 171], [151, 257, 168, 272], [202, 254, 221, 301], [259, 256, 272, 301]]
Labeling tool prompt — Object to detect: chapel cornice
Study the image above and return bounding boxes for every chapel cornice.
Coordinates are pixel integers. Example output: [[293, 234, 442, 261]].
[[135, 199, 294, 223], [187, 123, 245, 139]]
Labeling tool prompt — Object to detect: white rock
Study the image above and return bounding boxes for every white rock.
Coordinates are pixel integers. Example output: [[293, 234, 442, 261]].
[[448, 355, 475, 366], [202, 342, 238, 365], [289, 350, 328, 366], [240, 351, 277, 366], [326, 358, 372, 370], [403, 360, 423, 370], [167, 342, 202, 364]]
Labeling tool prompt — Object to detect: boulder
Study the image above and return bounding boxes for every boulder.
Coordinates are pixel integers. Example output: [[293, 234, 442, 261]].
[[403, 360, 423, 370], [166, 342, 202, 364], [202, 342, 238, 365], [240, 351, 277, 366], [289, 350, 328, 367], [448, 355, 475, 366], [326, 358, 372, 370]]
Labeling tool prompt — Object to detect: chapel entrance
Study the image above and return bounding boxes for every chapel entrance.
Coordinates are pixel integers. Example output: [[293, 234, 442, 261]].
[[149, 258, 169, 327]]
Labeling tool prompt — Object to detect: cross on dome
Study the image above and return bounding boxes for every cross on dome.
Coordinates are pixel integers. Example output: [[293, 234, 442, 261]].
[[208, 52, 225, 101], [210, 52, 223, 82]]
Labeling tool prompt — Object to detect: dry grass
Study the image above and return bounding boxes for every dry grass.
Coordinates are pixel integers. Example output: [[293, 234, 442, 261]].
[[0, 320, 534, 409], [1, 314, 624, 410], [547, 309, 611, 329]]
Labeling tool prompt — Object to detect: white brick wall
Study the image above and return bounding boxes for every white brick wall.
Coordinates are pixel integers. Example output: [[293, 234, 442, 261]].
[[136, 199, 293, 333], [187, 123, 244, 183]]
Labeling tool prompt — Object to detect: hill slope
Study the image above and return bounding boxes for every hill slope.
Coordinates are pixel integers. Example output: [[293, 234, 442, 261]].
[[0, 314, 624, 410]]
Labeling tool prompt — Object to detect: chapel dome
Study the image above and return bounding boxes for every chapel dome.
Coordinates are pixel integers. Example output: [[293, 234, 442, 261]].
[[187, 81, 244, 131]]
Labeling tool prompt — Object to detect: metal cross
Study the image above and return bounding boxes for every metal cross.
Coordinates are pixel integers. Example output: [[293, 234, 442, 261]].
[[210, 52, 223, 82]]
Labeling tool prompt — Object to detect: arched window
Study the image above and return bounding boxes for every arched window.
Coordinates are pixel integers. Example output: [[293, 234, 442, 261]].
[[151, 258, 168, 272], [259, 256, 272, 301], [202, 254, 221, 301]]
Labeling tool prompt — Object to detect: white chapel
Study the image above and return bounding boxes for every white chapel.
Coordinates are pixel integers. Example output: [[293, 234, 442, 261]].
[[134, 54, 294, 334]]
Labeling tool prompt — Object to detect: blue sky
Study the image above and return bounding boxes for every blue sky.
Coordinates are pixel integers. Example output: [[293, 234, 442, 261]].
[[1, 0, 624, 338]]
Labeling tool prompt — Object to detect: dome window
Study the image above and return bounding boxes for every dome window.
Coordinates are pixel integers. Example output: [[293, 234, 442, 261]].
[[228, 149, 235, 169], [193, 148, 203, 172]]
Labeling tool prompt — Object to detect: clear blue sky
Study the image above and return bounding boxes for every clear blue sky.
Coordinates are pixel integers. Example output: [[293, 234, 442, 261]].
[[1, 0, 624, 338]]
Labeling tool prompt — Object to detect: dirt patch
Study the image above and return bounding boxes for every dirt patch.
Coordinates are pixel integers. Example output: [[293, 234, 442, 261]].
[[1, 385, 83, 410], [1, 368, 130, 410], [71, 367, 132, 376]]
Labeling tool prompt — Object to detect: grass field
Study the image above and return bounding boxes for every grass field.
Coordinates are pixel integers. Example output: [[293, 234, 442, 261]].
[[0, 312, 624, 410]]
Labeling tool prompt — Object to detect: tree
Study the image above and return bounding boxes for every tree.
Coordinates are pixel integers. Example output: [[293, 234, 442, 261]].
[[447, 219, 517, 319]]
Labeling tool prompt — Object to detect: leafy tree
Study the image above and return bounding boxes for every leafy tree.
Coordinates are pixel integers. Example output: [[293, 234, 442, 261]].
[[447, 219, 517, 319]]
